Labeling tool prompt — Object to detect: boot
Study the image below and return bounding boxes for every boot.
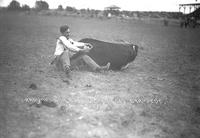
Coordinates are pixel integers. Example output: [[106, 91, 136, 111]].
[[64, 66, 72, 79], [96, 62, 110, 72]]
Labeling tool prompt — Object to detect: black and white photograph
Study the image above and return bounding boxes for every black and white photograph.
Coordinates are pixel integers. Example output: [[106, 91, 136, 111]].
[[0, 0, 200, 138]]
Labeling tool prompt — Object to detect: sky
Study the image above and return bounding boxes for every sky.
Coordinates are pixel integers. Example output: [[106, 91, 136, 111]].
[[0, 0, 199, 12]]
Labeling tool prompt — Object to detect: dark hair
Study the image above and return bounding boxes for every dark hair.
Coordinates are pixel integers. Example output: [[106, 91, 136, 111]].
[[60, 25, 69, 34]]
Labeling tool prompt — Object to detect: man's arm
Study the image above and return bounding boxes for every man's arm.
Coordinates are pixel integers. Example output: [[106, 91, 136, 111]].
[[70, 39, 93, 49], [59, 36, 80, 52], [59, 37, 92, 53], [70, 39, 85, 48]]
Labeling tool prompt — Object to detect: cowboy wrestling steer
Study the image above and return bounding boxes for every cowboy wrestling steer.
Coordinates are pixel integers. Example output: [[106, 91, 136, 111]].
[[71, 38, 138, 70]]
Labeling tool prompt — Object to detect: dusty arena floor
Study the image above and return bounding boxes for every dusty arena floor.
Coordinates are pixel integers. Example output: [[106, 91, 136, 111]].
[[0, 13, 200, 138]]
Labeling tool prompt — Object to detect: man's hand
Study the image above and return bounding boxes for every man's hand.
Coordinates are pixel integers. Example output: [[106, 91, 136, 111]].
[[79, 43, 93, 53], [80, 46, 91, 53], [85, 43, 93, 49]]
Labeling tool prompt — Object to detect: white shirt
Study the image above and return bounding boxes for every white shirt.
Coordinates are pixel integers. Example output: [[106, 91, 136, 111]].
[[54, 36, 85, 56]]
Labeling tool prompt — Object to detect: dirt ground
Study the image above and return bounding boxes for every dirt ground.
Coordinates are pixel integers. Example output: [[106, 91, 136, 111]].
[[0, 13, 200, 138]]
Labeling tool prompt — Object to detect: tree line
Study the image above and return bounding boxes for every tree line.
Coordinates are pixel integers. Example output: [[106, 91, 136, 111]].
[[6, 0, 78, 11], [6, 0, 182, 19]]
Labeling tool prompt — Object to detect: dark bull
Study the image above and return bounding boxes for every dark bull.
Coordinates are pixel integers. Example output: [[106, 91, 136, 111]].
[[71, 38, 138, 70]]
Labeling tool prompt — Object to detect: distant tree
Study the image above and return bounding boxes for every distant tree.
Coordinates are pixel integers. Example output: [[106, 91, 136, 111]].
[[95, 10, 101, 15], [7, 0, 21, 11], [89, 9, 99, 17], [122, 10, 132, 17], [66, 6, 76, 12], [21, 4, 30, 11], [57, 5, 63, 10], [35, 0, 49, 11], [80, 8, 87, 14]]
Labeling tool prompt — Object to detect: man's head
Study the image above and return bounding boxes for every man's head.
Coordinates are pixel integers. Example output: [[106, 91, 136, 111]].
[[60, 25, 70, 38]]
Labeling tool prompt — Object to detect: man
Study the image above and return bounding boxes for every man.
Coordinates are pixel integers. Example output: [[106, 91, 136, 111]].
[[52, 25, 110, 76]]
